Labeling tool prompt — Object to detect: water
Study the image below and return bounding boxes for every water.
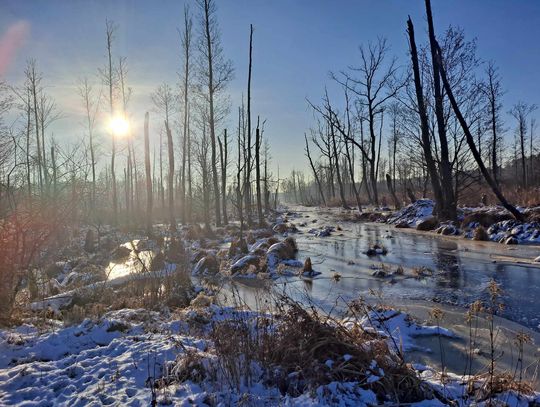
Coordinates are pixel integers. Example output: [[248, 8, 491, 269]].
[[224, 206, 540, 332]]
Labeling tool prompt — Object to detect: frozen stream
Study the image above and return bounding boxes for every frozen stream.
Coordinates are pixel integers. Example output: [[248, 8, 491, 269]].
[[227, 205, 540, 331], [217, 205, 540, 385]]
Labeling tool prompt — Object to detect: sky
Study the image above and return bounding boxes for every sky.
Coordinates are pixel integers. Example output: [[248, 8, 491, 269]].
[[1, 0, 540, 176]]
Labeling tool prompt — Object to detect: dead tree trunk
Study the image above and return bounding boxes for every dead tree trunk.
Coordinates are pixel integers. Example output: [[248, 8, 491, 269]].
[[329, 123, 349, 209], [385, 174, 400, 209], [407, 18, 445, 216], [202, 0, 221, 226], [425, 0, 456, 220], [218, 129, 228, 225], [180, 5, 192, 224], [105, 21, 118, 224], [245, 24, 254, 226], [304, 134, 326, 205], [187, 110, 193, 222], [159, 130, 165, 210], [255, 125, 264, 225], [436, 43, 525, 222], [345, 138, 362, 211], [165, 120, 176, 232], [144, 112, 153, 234], [236, 109, 245, 237]]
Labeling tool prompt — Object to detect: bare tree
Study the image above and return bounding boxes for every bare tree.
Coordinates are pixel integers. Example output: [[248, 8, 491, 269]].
[[218, 129, 228, 224], [24, 60, 44, 194], [165, 120, 176, 231], [406, 17, 445, 215], [255, 119, 264, 225], [100, 19, 118, 223], [433, 30, 524, 221], [196, 0, 234, 226], [304, 134, 326, 205], [425, 0, 456, 220], [180, 5, 193, 224], [481, 62, 504, 185], [245, 24, 254, 225], [144, 112, 152, 234], [509, 101, 537, 188], [77, 78, 101, 210], [332, 38, 405, 205]]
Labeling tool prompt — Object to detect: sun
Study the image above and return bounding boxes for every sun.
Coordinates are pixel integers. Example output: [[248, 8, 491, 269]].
[[109, 116, 130, 137]]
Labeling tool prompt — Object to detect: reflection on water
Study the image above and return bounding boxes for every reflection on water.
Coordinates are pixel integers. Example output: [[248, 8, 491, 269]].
[[221, 211, 540, 331], [106, 250, 154, 280]]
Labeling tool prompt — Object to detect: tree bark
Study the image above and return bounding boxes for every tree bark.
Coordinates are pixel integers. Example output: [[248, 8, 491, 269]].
[[425, 0, 456, 220], [218, 129, 228, 225], [144, 112, 153, 234], [255, 126, 263, 225], [436, 43, 525, 222], [407, 17, 445, 216], [165, 120, 176, 232], [304, 134, 326, 205], [202, 0, 221, 226], [245, 24, 254, 226]]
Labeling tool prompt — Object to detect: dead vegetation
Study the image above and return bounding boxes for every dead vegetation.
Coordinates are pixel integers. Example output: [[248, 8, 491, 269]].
[[169, 295, 437, 404]]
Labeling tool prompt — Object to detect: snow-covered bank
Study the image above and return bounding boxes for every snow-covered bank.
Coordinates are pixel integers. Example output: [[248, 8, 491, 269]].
[[1, 303, 538, 406], [385, 199, 540, 245]]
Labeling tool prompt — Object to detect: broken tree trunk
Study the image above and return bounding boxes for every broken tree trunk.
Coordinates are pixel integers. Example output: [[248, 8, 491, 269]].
[[304, 134, 326, 206], [385, 174, 401, 209], [144, 112, 153, 234], [435, 43, 525, 222], [165, 120, 176, 232], [406, 17, 445, 217]]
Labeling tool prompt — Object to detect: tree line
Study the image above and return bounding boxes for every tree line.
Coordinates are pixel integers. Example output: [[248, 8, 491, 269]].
[[0, 0, 276, 234], [298, 0, 537, 221]]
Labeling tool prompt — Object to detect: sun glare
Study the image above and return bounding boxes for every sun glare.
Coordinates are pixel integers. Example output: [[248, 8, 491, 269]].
[[109, 116, 130, 137]]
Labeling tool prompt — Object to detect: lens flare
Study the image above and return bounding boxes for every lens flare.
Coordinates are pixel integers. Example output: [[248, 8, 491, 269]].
[[109, 116, 130, 137]]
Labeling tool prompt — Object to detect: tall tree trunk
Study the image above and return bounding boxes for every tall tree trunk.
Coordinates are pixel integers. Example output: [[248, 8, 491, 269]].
[[180, 5, 192, 224], [520, 123, 527, 188], [490, 97, 499, 185], [304, 134, 326, 205], [385, 174, 400, 209], [368, 107, 378, 205], [25, 88, 32, 199], [159, 130, 165, 210], [245, 24, 254, 226], [187, 111, 193, 222], [236, 110, 244, 237], [203, 0, 221, 226], [30, 69, 43, 194], [425, 0, 456, 220], [144, 112, 153, 234], [407, 18, 445, 216], [218, 129, 228, 225], [344, 138, 361, 211], [165, 120, 176, 232], [51, 145, 57, 197], [330, 124, 349, 209], [105, 21, 118, 224], [436, 43, 525, 222], [255, 126, 263, 225]]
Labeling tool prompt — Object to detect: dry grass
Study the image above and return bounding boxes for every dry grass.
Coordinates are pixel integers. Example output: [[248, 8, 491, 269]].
[[204, 296, 434, 403]]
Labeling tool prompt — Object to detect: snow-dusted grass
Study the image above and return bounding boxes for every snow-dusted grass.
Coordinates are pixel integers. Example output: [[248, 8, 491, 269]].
[[2, 296, 538, 406]]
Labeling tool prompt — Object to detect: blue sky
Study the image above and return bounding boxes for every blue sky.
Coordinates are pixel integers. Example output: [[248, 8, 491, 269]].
[[1, 0, 540, 175]]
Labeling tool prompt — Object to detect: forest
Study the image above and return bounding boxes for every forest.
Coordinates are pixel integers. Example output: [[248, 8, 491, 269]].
[[0, 0, 539, 406]]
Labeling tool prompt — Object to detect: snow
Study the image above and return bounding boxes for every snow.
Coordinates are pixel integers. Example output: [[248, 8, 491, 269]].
[[486, 219, 540, 244], [352, 309, 457, 353], [387, 199, 434, 227], [1, 305, 538, 406]]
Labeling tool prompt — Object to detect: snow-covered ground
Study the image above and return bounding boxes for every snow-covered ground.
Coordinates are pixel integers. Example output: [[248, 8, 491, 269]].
[[1, 305, 538, 406], [387, 199, 540, 245]]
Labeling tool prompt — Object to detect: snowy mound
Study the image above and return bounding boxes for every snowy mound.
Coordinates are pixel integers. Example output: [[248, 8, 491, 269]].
[[387, 199, 434, 227]]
